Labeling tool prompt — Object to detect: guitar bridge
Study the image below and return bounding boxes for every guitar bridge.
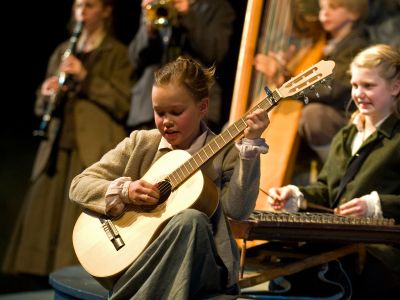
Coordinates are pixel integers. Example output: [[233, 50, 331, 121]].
[[100, 218, 125, 250]]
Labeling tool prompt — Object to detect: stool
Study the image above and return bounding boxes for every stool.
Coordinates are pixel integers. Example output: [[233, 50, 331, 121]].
[[49, 265, 110, 300]]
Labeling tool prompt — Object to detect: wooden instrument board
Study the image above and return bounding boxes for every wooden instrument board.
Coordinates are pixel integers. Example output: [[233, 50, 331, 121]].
[[230, 211, 400, 244]]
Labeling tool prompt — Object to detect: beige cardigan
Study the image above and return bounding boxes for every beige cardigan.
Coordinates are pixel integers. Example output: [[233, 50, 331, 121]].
[[70, 129, 261, 287]]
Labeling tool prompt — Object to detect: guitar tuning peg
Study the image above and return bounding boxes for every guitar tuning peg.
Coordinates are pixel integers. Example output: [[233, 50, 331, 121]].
[[298, 91, 309, 104], [299, 91, 308, 104], [321, 78, 332, 90], [309, 84, 320, 98]]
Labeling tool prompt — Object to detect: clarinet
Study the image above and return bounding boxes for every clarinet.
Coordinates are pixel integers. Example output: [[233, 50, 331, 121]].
[[33, 21, 84, 139]]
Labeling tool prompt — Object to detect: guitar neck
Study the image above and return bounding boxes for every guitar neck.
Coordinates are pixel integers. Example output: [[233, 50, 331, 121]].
[[165, 59, 335, 190], [166, 90, 281, 190]]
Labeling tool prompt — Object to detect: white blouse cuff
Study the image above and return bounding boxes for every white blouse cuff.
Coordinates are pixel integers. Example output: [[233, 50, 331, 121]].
[[363, 191, 383, 218], [235, 138, 269, 160], [105, 177, 132, 216], [283, 185, 304, 212]]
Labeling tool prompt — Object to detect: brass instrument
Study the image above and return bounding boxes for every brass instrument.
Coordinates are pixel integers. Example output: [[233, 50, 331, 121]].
[[33, 21, 83, 139], [144, 0, 176, 29]]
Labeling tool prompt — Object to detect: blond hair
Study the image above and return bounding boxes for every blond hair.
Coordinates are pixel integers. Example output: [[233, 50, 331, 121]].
[[351, 44, 400, 115], [154, 56, 215, 102]]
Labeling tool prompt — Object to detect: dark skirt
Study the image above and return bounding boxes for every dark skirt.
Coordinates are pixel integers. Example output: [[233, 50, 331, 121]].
[[3, 149, 83, 275]]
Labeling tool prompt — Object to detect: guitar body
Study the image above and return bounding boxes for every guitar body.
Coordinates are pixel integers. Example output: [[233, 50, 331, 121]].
[[73, 150, 219, 284]]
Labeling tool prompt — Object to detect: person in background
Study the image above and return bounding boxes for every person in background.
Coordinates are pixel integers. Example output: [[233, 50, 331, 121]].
[[3, 0, 132, 278], [254, 0, 369, 162], [268, 44, 400, 299], [126, 0, 235, 133], [70, 56, 270, 299], [366, 0, 400, 48]]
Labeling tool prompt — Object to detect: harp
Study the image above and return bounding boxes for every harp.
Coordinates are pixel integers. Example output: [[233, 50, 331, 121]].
[[229, 0, 325, 210]]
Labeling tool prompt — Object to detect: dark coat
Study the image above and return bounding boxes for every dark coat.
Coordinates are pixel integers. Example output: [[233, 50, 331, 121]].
[[32, 35, 133, 180], [126, 0, 235, 129], [3, 34, 133, 275]]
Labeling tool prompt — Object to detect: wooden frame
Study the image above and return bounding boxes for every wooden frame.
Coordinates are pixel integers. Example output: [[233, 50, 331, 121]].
[[229, 0, 305, 210]]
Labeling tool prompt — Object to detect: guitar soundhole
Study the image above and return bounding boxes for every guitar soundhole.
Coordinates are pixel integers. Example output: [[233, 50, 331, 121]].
[[157, 180, 172, 204]]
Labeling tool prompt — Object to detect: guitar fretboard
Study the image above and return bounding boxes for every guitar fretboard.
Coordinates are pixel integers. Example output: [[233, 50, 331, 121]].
[[163, 60, 335, 190], [166, 91, 279, 189]]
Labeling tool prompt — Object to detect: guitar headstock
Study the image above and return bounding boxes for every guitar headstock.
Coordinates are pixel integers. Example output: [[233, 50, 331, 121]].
[[277, 60, 335, 101]]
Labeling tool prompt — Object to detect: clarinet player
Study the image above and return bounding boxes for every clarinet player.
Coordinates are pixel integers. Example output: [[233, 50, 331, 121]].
[[2, 0, 133, 282]]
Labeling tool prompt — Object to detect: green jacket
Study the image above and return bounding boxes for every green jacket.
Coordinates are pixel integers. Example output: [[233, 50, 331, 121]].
[[300, 113, 400, 272], [300, 113, 400, 222]]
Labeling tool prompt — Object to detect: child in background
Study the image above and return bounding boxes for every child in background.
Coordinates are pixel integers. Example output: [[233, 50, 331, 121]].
[[254, 0, 369, 162]]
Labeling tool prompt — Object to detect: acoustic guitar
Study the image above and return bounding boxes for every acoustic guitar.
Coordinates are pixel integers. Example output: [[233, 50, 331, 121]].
[[72, 59, 335, 287]]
